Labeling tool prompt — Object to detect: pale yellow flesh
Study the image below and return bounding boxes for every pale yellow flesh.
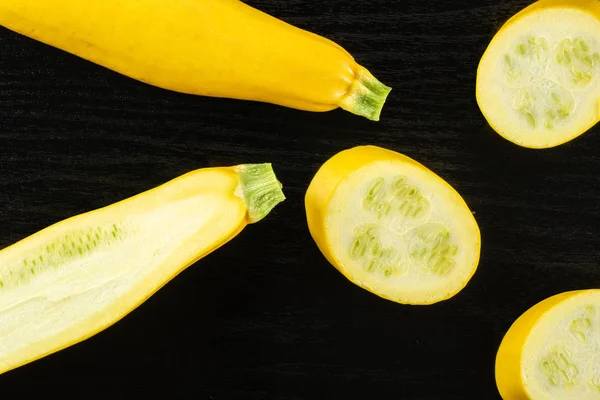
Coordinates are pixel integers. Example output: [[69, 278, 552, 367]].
[[324, 160, 480, 305], [0, 170, 245, 374], [521, 291, 600, 399], [477, 7, 600, 148]]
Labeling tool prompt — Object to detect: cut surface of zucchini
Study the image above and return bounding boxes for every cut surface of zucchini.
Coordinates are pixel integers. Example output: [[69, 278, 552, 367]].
[[477, 0, 600, 148], [305, 146, 481, 305], [496, 290, 600, 400]]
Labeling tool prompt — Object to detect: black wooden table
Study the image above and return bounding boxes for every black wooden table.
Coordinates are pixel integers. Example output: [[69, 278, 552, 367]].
[[1, 0, 599, 398]]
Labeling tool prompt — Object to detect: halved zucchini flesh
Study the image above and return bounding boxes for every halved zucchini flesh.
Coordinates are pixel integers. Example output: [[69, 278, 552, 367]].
[[0, 164, 285, 375]]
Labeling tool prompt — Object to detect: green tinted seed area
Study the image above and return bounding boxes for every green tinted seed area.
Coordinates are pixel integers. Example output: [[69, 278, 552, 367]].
[[0, 223, 125, 290], [513, 78, 575, 131], [569, 306, 595, 343], [539, 348, 579, 389], [554, 38, 598, 87], [349, 224, 406, 278], [362, 175, 430, 221], [502, 35, 600, 132], [406, 223, 458, 276], [348, 175, 458, 279], [503, 36, 550, 88], [531, 304, 600, 397]]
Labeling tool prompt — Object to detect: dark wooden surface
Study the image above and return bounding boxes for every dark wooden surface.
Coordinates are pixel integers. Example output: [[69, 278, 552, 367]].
[[1, 0, 600, 398]]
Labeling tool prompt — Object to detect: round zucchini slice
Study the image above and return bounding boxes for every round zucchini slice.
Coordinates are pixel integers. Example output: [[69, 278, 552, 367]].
[[305, 145, 481, 305], [496, 290, 600, 399], [477, 0, 600, 148]]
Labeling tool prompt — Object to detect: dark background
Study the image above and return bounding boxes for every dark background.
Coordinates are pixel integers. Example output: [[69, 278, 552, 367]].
[[1, 0, 599, 398]]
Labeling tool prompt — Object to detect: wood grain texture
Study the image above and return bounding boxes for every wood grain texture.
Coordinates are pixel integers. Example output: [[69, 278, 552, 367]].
[[1, 0, 600, 398]]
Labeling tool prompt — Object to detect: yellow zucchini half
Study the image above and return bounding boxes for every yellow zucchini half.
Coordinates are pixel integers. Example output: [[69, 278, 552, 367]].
[[477, 0, 600, 148], [0, 163, 285, 375], [496, 289, 600, 400], [305, 146, 481, 305], [0, 0, 391, 121]]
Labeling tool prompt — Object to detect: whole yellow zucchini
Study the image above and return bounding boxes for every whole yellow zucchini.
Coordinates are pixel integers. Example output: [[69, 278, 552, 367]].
[[0, 163, 285, 375], [496, 289, 600, 400], [477, 0, 600, 148], [0, 0, 391, 121]]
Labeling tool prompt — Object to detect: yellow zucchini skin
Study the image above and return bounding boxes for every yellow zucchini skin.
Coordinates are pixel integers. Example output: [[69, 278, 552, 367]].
[[0, 0, 391, 121], [497, 0, 600, 27], [0, 164, 284, 376]]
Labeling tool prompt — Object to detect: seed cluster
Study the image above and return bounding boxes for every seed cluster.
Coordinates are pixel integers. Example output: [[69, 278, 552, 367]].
[[539, 348, 579, 388], [363, 176, 429, 220], [0, 223, 124, 290], [503, 35, 598, 131], [537, 306, 600, 393], [556, 38, 599, 85], [349, 224, 405, 277], [406, 224, 458, 276], [569, 305, 595, 343], [349, 176, 458, 278]]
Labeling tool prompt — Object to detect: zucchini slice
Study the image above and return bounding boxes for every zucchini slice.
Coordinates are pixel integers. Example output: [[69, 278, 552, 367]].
[[305, 146, 481, 305], [477, 0, 600, 148], [496, 290, 600, 399]]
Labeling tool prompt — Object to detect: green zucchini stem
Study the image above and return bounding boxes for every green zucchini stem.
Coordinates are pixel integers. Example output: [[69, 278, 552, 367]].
[[339, 66, 392, 122], [237, 163, 285, 223]]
